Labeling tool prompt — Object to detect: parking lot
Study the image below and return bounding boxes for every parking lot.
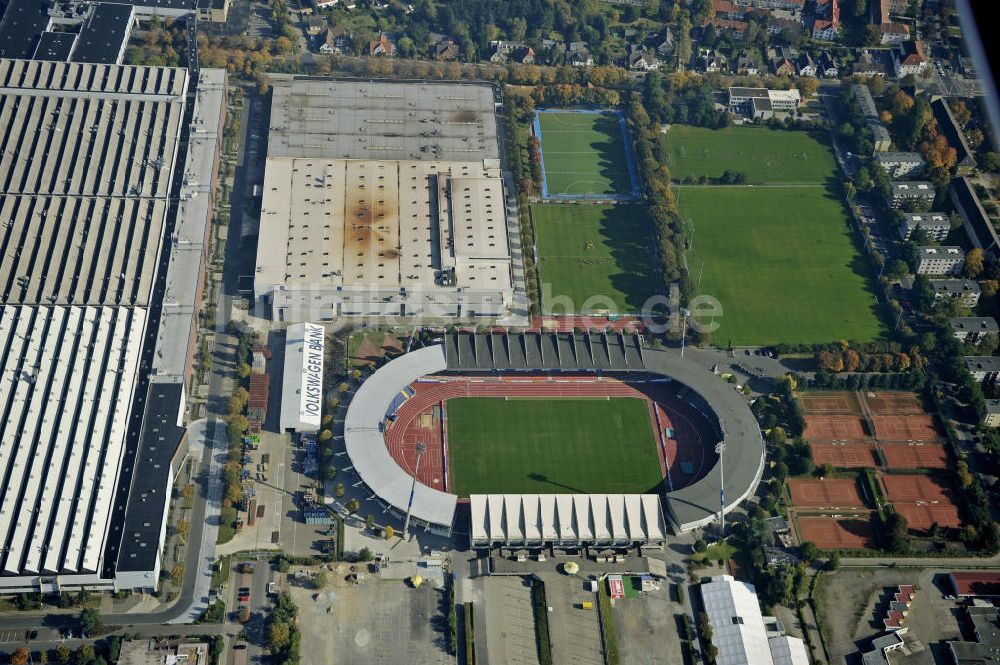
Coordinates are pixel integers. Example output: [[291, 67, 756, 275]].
[[611, 584, 684, 665], [291, 577, 453, 665], [481, 576, 541, 665], [537, 573, 604, 665]]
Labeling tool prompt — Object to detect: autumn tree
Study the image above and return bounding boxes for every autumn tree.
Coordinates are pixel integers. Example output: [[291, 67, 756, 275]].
[[11, 648, 30, 665], [965, 248, 985, 279]]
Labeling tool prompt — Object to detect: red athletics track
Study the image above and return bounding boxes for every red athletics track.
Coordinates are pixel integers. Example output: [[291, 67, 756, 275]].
[[382, 375, 714, 495]]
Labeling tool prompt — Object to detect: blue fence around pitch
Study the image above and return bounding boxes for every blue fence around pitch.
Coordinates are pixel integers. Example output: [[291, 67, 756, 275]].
[[533, 108, 642, 202]]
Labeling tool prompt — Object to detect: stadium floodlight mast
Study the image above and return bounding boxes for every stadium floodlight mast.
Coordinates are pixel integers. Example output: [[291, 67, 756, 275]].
[[402, 441, 427, 538], [680, 308, 691, 357], [715, 441, 726, 538]]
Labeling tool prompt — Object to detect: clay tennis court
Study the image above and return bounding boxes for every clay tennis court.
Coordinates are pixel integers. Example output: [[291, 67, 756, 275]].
[[812, 443, 878, 468], [798, 515, 875, 549], [788, 478, 866, 508], [881, 474, 953, 503], [871, 415, 940, 442], [880, 443, 949, 469], [892, 502, 961, 530], [798, 392, 862, 415], [803, 416, 868, 442], [864, 391, 924, 415]]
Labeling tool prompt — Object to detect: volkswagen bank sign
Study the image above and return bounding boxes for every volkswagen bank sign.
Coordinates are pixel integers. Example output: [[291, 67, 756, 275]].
[[299, 323, 325, 428]]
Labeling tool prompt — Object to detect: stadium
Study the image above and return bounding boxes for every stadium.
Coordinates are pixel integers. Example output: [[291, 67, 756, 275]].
[[342, 332, 765, 545]]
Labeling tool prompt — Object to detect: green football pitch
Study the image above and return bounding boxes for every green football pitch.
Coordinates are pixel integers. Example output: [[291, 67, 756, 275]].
[[532, 203, 661, 315], [663, 125, 838, 184], [679, 186, 886, 346], [537, 111, 634, 197], [445, 397, 664, 496]]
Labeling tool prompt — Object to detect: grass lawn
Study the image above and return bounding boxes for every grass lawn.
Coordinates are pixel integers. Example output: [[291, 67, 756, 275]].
[[446, 397, 663, 496], [532, 203, 661, 314], [663, 125, 838, 184], [680, 186, 886, 346], [537, 111, 634, 197], [217, 505, 237, 545]]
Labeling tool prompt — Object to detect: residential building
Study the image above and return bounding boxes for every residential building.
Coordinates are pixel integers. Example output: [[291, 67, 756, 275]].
[[732, 0, 805, 12], [797, 52, 817, 76], [914, 246, 963, 275], [898, 212, 950, 241], [965, 357, 1000, 383], [319, 26, 351, 54], [768, 16, 803, 35], [875, 152, 925, 178], [653, 28, 673, 57], [951, 317, 999, 343], [947, 606, 1000, 662], [700, 575, 810, 665], [434, 39, 459, 60], [628, 44, 659, 70], [771, 56, 795, 76], [369, 31, 395, 56], [818, 51, 838, 77], [933, 98, 977, 174], [703, 50, 728, 72], [880, 21, 909, 45], [871, 123, 892, 152], [305, 15, 325, 35], [713, 0, 746, 19], [888, 181, 935, 208], [853, 83, 880, 120], [811, 0, 839, 40], [568, 41, 593, 67], [985, 401, 1000, 428], [859, 632, 906, 665], [853, 50, 888, 77], [929, 279, 980, 307], [736, 52, 760, 75], [951, 177, 998, 255], [893, 40, 927, 78], [704, 16, 749, 37]]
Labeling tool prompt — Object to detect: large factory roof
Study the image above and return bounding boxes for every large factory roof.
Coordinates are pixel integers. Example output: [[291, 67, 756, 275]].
[[0, 58, 186, 306], [255, 158, 511, 297], [0, 305, 146, 577], [69, 2, 134, 65], [266, 77, 499, 161]]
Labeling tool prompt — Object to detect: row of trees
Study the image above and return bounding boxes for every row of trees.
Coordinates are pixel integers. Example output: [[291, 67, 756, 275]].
[[265, 593, 301, 665]]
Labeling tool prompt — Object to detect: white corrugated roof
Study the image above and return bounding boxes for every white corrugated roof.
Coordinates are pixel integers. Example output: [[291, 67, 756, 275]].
[[701, 575, 775, 665]]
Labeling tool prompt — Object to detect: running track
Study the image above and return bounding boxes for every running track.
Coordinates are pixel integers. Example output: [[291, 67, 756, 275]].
[[382, 375, 715, 496]]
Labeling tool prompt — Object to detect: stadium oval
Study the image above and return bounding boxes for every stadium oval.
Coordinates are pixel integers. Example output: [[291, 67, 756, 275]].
[[342, 333, 765, 537]]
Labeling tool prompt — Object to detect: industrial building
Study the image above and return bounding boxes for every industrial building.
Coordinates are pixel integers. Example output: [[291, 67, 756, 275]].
[[254, 77, 520, 323], [0, 60, 225, 592]]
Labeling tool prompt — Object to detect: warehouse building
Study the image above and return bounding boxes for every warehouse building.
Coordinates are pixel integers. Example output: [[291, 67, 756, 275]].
[[0, 60, 225, 592], [254, 77, 517, 323]]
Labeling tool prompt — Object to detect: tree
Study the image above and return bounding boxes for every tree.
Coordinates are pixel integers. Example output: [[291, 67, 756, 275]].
[[237, 362, 251, 379], [799, 541, 819, 562], [325, 466, 338, 481], [319, 429, 333, 442], [335, 483, 345, 498], [55, 646, 72, 665], [384, 525, 395, 539], [796, 77, 819, 98], [346, 498, 360, 514], [365, 514, 374, 530], [313, 572, 327, 589], [11, 648, 30, 665], [267, 622, 291, 650], [826, 551, 841, 570], [767, 427, 787, 446], [885, 259, 910, 280], [979, 151, 1000, 173], [175, 518, 190, 540], [78, 607, 102, 636], [965, 248, 985, 279], [73, 645, 95, 665], [862, 24, 881, 46], [359, 547, 374, 562]]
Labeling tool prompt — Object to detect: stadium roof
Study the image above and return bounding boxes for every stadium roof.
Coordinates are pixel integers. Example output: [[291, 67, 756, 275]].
[[0, 305, 146, 577], [343, 345, 457, 528], [267, 77, 499, 161], [0, 59, 186, 306], [469, 494, 666, 546]]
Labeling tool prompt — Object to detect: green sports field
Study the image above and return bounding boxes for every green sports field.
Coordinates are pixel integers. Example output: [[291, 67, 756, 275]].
[[532, 203, 661, 315], [446, 397, 664, 496], [664, 125, 838, 184], [537, 111, 634, 197], [680, 186, 886, 346]]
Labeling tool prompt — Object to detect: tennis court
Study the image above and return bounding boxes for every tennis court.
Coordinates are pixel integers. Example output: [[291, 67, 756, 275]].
[[811, 443, 878, 468], [798, 392, 863, 415], [881, 474, 953, 503], [892, 502, 962, 530], [864, 392, 925, 415], [803, 416, 868, 442], [871, 415, 940, 442], [880, 443, 949, 469], [798, 515, 875, 550], [789, 478, 866, 508]]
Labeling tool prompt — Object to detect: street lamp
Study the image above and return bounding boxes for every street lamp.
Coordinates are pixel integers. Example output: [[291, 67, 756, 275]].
[[715, 441, 726, 538], [402, 442, 426, 538], [680, 308, 691, 357]]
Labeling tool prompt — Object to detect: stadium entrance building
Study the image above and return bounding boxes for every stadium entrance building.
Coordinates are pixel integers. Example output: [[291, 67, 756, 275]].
[[280, 322, 325, 433]]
